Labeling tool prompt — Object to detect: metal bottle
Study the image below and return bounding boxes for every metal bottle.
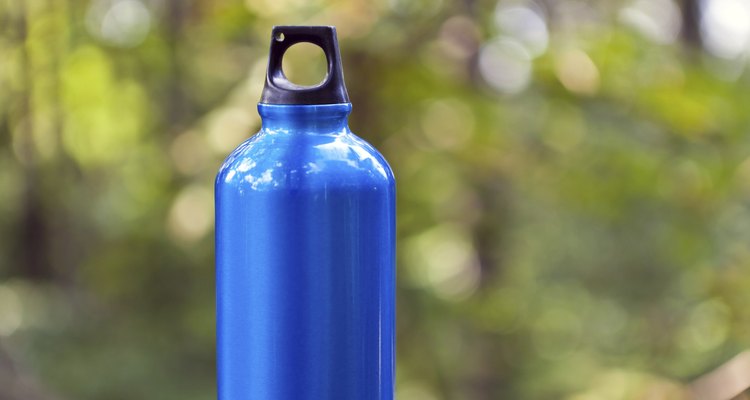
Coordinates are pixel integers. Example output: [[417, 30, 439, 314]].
[[215, 26, 395, 399]]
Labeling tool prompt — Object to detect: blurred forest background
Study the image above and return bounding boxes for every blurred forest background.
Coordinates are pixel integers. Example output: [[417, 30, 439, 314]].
[[3, 0, 750, 399]]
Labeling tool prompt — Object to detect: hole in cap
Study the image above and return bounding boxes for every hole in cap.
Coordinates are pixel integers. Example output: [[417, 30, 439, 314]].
[[281, 42, 328, 87], [275, 32, 285, 42]]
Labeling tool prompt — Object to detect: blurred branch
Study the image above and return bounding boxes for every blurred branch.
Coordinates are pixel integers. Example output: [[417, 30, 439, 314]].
[[473, 174, 511, 285], [680, 0, 702, 47], [14, 0, 53, 281], [690, 351, 750, 400], [165, 0, 192, 132]]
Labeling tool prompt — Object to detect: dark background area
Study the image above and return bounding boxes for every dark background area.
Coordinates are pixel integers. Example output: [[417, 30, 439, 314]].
[[2, 0, 750, 398]]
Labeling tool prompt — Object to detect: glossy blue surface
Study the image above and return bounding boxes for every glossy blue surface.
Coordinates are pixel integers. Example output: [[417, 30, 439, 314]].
[[215, 103, 395, 399]]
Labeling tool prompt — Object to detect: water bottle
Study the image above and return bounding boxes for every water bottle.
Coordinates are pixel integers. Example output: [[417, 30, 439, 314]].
[[215, 26, 395, 399]]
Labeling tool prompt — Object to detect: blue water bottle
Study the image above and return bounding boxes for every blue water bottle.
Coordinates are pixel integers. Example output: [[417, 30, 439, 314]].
[[215, 26, 395, 399]]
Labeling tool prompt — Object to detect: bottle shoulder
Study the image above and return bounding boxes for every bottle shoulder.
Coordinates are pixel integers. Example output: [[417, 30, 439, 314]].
[[216, 129, 394, 192]]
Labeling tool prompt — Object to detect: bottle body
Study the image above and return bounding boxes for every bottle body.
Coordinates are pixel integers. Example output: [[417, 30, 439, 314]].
[[216, 104, 395, 399]]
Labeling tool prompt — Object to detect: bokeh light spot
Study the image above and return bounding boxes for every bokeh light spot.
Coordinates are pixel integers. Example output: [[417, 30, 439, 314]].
[[619, 0, 682, 44], [168, 185, 214, 243], [438, 16, 481, 61], [479, 38, 532, 94], [494, 1, 549, 57], [404, 224, 480, 301], [554, 49, 600, 96], [701, 0, 750, 59], [207, 106, 259, 154], [0, 284, 23, 337], [86, 0, 151, 48]]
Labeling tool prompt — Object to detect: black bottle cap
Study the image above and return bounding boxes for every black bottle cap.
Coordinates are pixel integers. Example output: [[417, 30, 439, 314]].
[[260, 26, 350, 105]]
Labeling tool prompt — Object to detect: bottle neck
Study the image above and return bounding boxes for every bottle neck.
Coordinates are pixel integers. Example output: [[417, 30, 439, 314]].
[[258, 103, 352, 133]]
